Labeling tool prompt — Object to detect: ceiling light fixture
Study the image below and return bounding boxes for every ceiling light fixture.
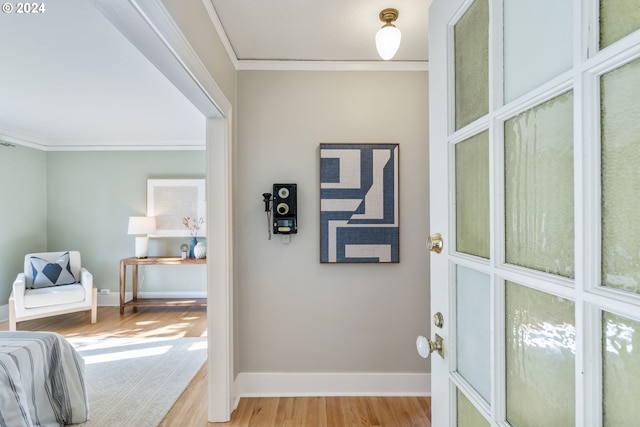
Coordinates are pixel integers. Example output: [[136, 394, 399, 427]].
[[375, 8, 401, 61]]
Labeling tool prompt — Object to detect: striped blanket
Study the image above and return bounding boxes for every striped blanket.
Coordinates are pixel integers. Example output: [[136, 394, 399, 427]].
[[0, 332, 89, 427]]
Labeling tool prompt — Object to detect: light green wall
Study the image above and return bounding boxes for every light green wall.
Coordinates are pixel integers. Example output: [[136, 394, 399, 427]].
[[45, 150, 207, 295], [0, 144, 47, 304], [0, 149, 207, 309]]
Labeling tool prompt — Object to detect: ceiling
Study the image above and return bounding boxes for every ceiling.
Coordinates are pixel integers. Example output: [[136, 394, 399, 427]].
[[0, 0, 430, 150], [210, 0, 430, 63]]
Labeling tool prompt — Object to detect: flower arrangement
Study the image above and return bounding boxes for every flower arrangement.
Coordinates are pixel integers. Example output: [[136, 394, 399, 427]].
[[182, 216, 204, 237]]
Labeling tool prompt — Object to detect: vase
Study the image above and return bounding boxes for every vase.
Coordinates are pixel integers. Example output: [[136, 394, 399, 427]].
[[194, 242, 206, 259], [188, 237, 198, 259]]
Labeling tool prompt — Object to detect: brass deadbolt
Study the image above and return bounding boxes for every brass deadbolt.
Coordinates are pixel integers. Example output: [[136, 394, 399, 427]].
[[433, 312, 444, 328], [427, 233, 443, 253]]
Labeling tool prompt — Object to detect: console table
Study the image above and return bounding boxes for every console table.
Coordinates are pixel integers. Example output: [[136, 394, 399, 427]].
[[119, 257, 206, 314]]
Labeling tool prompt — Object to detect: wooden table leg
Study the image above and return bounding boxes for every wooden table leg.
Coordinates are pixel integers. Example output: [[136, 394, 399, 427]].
[[132, 264, 138, 302], [119, 260, 125, 315]]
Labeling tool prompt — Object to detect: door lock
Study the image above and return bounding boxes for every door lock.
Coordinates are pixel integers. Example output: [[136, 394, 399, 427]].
[[433, 312, 444, 328], [426, 233, 443, 253], [416, 334, 444, 359]]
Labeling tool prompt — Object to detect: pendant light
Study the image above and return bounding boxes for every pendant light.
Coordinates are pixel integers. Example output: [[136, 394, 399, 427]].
[[375, 8, 401, 60]]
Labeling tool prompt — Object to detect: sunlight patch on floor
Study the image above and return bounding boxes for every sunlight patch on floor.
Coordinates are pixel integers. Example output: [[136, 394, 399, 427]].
[[136, 320, 160, 326], [83, 344, 173, 364], [188, 340, 207, 351]]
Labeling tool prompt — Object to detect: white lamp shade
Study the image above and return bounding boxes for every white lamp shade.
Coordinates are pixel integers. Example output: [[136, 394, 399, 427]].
[[376, 25, 401, 60], [128, 216, 156, 235]]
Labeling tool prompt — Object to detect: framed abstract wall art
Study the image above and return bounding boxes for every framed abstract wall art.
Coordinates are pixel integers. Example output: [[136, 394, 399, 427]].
[[319, 143, 399, 263], [147, 179, 206, 237]]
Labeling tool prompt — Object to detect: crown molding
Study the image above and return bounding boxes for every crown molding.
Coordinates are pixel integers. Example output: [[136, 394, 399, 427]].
[[236, 60, 429, 72], [0, 128, 48, 150], [0, 127, 205, 151], [46, 142, 206, 152]]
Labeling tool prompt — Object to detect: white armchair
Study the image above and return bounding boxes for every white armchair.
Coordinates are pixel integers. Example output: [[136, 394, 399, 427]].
[[9, 251, 97, 331]]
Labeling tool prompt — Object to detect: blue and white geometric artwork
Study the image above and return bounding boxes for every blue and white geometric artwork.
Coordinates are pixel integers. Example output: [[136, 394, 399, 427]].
[[320, 143, 399, 263]]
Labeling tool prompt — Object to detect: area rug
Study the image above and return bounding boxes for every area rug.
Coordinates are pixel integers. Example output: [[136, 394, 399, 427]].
[[67, 336, 207, 426]]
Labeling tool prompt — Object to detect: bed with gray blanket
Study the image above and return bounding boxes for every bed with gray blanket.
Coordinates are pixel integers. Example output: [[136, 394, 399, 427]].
[[0, 331, 89, 426]]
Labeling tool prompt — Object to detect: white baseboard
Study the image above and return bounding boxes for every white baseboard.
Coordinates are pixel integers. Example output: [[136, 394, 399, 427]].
[[97, 293, 120, 306], [2, 292, 207, 317], [233, 372, 430, 398], [97, 291, 207, 307], [137, 291, 207, 299]]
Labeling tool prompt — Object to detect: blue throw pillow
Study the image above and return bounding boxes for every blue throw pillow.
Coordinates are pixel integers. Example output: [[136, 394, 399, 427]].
[[29, 252, 77, 289]]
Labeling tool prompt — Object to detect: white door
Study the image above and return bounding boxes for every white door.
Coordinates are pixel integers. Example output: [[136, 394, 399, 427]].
[[427, 0, 640, 425]]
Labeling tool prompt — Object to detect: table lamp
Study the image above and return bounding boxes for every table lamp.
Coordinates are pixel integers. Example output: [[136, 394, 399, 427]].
[[128, 216, 156, 258]]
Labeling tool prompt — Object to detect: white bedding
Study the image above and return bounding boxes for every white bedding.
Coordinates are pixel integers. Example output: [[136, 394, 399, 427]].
[[0, 331, 89, 426]]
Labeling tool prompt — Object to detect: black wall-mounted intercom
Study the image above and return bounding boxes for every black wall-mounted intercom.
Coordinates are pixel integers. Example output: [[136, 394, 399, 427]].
[[272, 183, 297, 235], [262, 184, 298, 239]]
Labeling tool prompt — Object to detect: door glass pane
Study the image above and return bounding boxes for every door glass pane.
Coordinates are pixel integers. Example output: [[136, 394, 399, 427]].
[[601, 58, 640, 294], [600, 0, 640, 49], [456, 266, 491, 402], [455, 0, 489, 130], [603, 312, 640, 426], [503, 0, 573, 102], [457, 388, 490, 427], [505, 281, 575, 426], [456, 131, 490, 258], [504, 92, 574, 278]]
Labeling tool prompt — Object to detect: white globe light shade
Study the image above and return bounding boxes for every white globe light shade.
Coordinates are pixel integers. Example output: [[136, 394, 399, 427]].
[[375, 25, 401, 60]]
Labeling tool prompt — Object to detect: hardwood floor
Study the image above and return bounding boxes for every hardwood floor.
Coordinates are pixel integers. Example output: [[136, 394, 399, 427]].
[[1, 307, 431, 426], [0, 305, 208, 339], [206, 396, 431, 427]]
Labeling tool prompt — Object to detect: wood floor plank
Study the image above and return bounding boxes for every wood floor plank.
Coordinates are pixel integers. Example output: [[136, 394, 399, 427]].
[[325, 396, 344, 427], [274, 396, 296, 426], [158, 363, 209, 427], [250, 395, 280, 426], [1, 307, 431, 426]]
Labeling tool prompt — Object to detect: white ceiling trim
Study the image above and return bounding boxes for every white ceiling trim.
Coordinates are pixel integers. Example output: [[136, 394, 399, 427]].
[[47, 143, 206, 152], [0, 128, 47, 151], [202, 0, 428, 72], [0, 127, 206, 152], [235, 60, 429, 72]]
